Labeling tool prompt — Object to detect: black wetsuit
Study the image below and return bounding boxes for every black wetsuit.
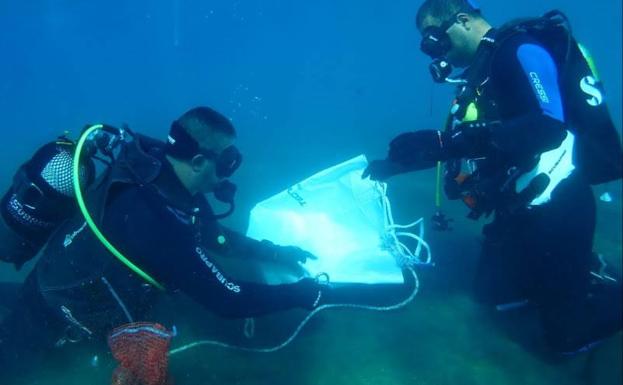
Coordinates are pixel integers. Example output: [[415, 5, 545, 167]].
[[0, 149, 314, 372], [455, 30, 622, 352], [0, 141, 412, 375]]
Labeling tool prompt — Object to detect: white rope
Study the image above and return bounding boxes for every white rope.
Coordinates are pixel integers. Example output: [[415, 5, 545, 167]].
[[378, 182, 432, 267], [169, 180, 431, 357], [387, 218, 424, 229], [101, 276, 134, 323], [395, 232, 432, 265]]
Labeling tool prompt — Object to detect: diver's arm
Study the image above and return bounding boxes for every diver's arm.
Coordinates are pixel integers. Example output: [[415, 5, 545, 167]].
[[386, 38, 567, 170], [173, 251, 321, 318], [103, 186, 322, 319]]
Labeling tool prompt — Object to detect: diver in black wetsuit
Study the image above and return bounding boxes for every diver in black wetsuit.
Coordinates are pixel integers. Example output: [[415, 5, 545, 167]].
[[365, 0, 622, 354], [0, 106, 413, 374]]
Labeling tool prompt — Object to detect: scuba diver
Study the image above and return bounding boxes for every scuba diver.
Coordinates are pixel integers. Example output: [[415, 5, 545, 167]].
[[364, 0, 622, 354], [0, 106, 413, 375]]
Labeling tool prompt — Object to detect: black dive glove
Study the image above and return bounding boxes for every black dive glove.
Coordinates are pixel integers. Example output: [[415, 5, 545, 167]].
[[260, 240, 317, 265], [377, 125, 492, 175], [388, 130, 447, 168], [363, 130, 443, 182], [362, 159, 411, 181]]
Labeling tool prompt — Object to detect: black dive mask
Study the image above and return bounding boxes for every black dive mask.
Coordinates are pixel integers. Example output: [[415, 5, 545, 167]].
[[421, 17, 458, 83], [419, 0, 481, 60], [166, 120, 242, 179], [420, 24, 454, 60]]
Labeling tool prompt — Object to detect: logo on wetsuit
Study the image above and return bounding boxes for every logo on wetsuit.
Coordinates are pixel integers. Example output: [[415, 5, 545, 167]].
[[529, 72, 550, 104], [580, 76, 603, 107], [195, 246, 241, 293]]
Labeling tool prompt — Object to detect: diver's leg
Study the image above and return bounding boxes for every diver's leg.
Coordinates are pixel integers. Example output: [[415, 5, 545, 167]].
[[529, 176, 622, 353], [473, 216, 532, 307]]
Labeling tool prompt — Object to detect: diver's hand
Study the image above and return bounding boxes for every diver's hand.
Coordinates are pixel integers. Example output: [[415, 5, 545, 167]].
[[388, 130, 444, 169], [261, 240, 317, 265], [362, 159, 409, 181], [277, 245, 317, 264]]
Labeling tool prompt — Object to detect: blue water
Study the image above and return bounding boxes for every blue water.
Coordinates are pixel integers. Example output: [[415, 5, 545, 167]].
[[0, 1, 621, 384]]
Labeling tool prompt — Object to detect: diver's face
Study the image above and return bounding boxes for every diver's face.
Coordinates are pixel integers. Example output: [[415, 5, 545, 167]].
[[191, 133, 235, 194], [420, 13, 476, 68]]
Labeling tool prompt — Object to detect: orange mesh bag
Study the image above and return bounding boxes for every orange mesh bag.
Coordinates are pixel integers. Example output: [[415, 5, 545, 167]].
[[108, 322, 175, 385]]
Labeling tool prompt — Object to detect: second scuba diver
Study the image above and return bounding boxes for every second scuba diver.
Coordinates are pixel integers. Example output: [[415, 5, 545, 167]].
[[365, 0, 622, 354]]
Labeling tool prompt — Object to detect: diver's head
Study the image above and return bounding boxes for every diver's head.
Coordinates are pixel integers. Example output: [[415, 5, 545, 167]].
[[165, 106, 241, 195], [416, 0, 491, 68]]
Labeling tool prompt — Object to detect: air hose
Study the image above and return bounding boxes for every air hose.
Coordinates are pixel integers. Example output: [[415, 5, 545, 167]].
[[72, 124, 165, 291]]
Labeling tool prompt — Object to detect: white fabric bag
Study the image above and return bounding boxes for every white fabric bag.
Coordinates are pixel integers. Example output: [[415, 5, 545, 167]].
[[246, 155, 430, 284]]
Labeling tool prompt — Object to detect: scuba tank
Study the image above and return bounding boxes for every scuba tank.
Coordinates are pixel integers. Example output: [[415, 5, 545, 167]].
[[0, 125, 128, 269], [494, 10, 622, 185], [0, 134, 95, 269]]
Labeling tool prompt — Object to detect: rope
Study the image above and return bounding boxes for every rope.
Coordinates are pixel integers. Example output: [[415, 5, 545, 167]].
[[101, 276, 134, 323], [379, 182, 432, 266]]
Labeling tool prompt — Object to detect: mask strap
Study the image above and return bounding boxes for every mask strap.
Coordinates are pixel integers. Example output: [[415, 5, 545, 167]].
[[166, 121, 200, 160]]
